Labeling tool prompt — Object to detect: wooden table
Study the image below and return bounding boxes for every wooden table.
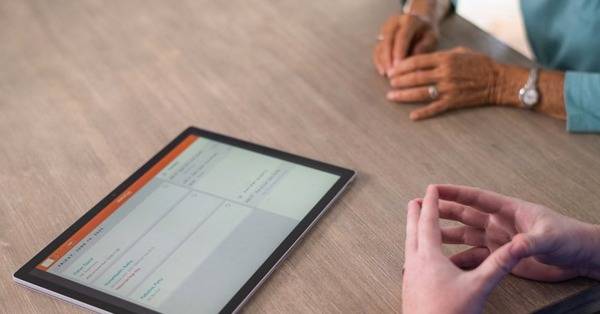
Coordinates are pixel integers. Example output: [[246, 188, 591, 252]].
[[1, 1, 599, 313]]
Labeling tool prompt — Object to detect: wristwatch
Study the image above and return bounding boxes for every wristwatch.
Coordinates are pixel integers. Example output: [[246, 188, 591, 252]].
[[519, 68, 540, 109]]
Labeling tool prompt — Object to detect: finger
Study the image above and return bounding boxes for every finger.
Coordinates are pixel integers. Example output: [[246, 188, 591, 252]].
[[475, 241, 521, 293], [387, 87, 431, 103], [405, 199, 421, 254], [388, 52, 442, 77], [379, 16, 400, 73], [436, 184, 517, 216], [419, 185, 442, 248], [389, 70, 438, 89], [441, 226, 486, 247], [452, 46, 472, 53], [438, 200, 489, 229], [373, 43, 385, 76], [450, 247, 490, 269], [409, 100, 449, 120], [411, 31, 438, 55], [509, 232, 557, 261], [511, 257, 577, 282], [392, 19, 417, 67]]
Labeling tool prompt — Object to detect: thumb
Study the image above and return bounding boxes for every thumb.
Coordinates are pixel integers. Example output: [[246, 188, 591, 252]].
[[510, 232, 546, 258], [475, 241, 522, 293]]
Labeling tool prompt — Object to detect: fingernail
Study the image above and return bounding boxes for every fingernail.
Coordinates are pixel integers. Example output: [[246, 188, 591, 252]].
[[387, 91, 395, 100]]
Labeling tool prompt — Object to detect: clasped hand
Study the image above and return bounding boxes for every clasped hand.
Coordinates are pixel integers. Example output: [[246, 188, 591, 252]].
[[374, 14, 513, 120]]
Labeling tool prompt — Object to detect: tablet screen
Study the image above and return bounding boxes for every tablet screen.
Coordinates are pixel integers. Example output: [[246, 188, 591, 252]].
[[35, 134, 340, 313]]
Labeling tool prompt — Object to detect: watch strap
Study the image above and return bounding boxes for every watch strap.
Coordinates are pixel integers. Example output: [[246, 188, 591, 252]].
[[526, 68, 539, 88]]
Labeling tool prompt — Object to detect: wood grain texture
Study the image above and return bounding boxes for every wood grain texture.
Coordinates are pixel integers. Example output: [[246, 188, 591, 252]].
[[1, 1, 599, 313]]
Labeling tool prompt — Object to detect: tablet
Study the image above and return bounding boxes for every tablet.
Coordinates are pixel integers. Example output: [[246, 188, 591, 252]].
[[14, 127, 356, 314]]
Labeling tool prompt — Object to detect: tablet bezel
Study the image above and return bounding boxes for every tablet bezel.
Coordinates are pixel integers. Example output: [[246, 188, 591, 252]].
[[13, 126, 356, 313]]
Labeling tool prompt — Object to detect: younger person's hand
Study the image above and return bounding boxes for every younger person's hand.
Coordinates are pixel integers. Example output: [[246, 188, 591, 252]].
[[402, 186, 524, 314], [436, 184, 600, 281]]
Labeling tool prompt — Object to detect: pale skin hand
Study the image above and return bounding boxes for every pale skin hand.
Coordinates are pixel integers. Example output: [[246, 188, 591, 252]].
[[435, 184, 600, 281], [403, 185, 600, 314], [403, 185, 524, 314]]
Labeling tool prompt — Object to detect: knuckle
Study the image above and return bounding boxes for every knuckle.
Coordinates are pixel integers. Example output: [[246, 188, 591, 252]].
[[439, 65, 452, 77], [457, 205, 467, 220], [398, 14, 411, 24], [414, 72, 424, 82], [382, 16, 399, 33], [394, 27, 406, 39], [464, 234, 477, 245], [432, 67, 446, 79], [446, 54, 458, 66], [463, 229, 479, 244], [513, 233, 532, 250], [440, 53, 453, 64], [406, 58, 417, 69], [441, 81, 457, 92], [437, 82, 450, 94]]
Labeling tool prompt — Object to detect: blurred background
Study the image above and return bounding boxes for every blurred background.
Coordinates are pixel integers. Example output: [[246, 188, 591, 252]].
[[457, 0, 533, 59]]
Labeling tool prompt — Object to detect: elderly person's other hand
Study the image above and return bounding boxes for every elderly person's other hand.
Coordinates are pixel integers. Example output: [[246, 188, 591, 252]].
[[373, 14, 438, 76], [435, 184, 600, 281], [387, 47, 514, 120]]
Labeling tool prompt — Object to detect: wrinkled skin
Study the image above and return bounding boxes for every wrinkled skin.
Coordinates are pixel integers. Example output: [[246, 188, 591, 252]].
[[386, 47, 504, 120]]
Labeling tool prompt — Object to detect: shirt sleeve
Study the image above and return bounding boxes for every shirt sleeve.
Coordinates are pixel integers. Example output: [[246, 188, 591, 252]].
[[564, 71, 600, 133]]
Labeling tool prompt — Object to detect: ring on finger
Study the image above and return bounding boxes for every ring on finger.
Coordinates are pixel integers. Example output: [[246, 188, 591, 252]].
[[428, 85, 439, 100]]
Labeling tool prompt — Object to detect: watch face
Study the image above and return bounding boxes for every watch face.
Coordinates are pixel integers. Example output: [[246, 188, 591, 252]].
[[523, 89, 539, 106]]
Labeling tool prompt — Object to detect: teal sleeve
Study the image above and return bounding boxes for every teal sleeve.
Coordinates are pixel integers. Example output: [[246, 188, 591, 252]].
[[564, 72, 600, 133]]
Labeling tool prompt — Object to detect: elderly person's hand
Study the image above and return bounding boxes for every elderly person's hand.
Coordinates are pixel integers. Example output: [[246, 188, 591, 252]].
[[373, 14, 439, 76], [436, 184, 600, 281], [403, 185, 524, 314], [386, 47, 515, 121]]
